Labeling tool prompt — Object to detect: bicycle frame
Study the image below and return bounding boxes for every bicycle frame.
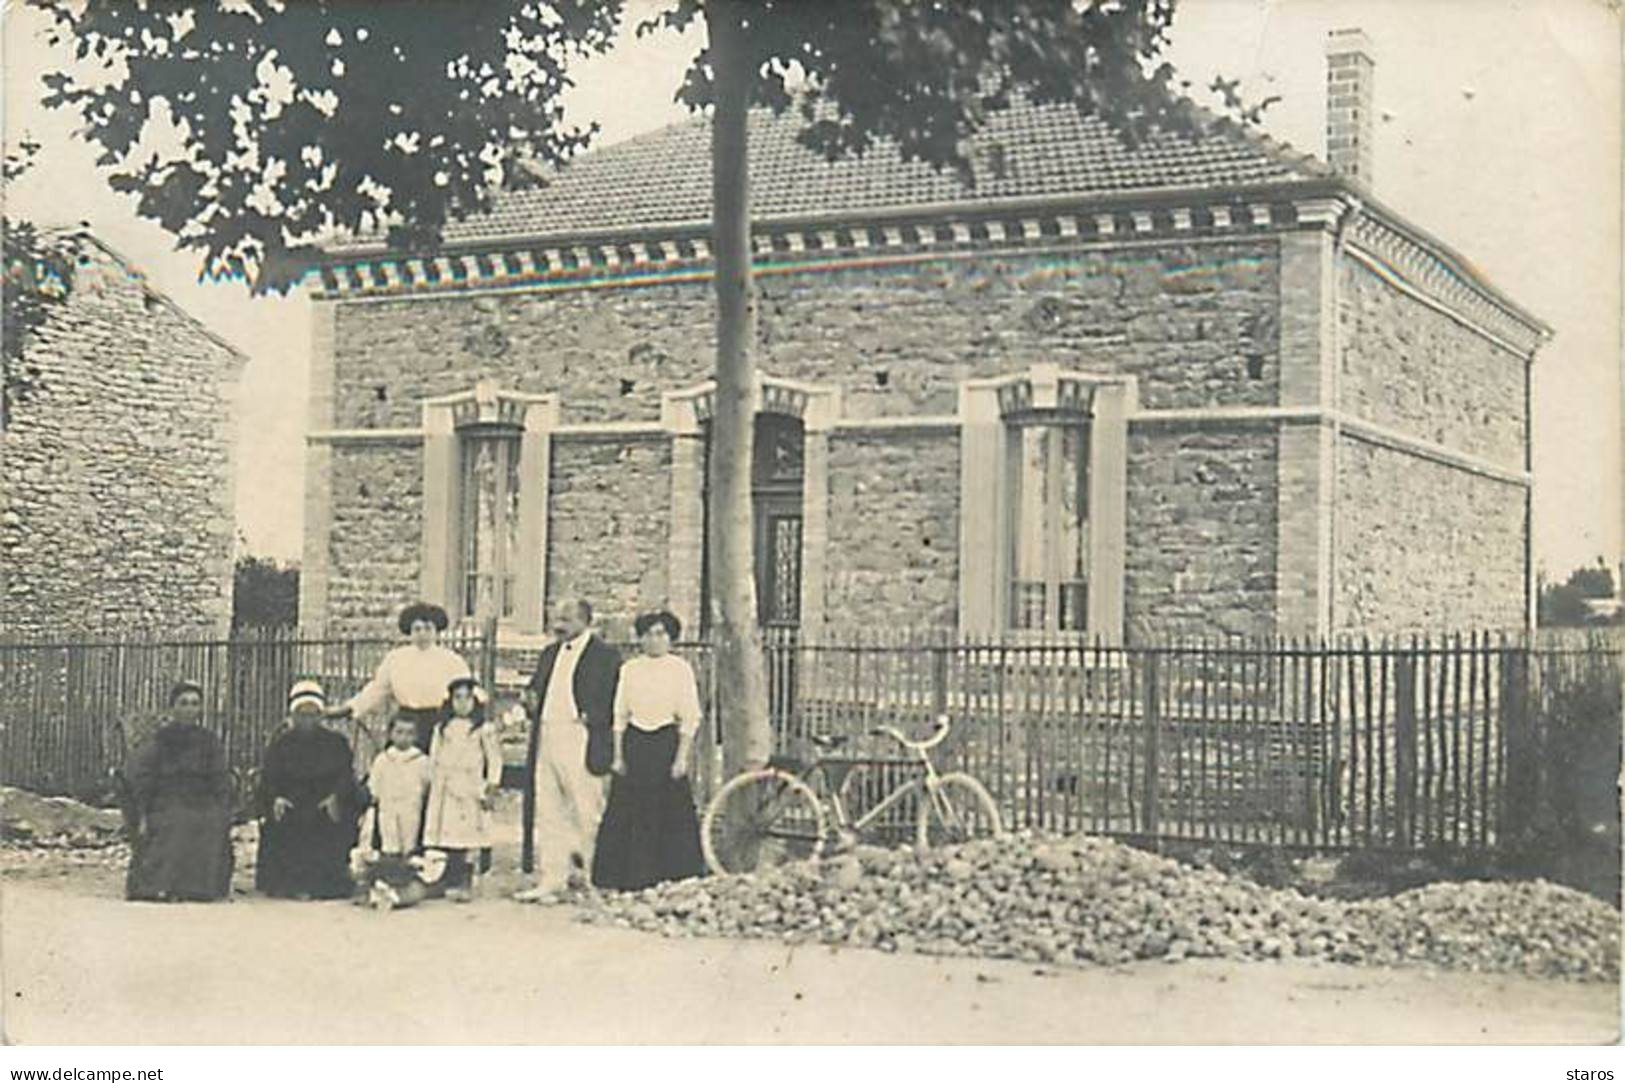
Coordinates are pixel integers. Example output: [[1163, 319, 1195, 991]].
[[819, 741, 947, 842]]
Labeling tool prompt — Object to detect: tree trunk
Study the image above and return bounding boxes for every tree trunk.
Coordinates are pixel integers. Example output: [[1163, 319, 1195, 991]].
[[706, 0, 772, 778]]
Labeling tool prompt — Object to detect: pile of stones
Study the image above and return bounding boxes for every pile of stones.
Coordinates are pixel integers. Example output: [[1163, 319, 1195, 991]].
[[582, 832, 1620, 983], [0, 786, 126, 850]]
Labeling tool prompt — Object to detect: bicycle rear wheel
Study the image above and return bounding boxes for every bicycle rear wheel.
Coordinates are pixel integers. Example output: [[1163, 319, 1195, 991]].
[[702, 769, 826, 876], [916, 772, 1003, 849]]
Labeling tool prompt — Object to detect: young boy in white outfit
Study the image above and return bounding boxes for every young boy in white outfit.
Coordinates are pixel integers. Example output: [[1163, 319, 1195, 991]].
[[367, 716, 432, 854]]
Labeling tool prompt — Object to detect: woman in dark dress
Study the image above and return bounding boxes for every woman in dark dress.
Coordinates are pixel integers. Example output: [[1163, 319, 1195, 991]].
[[592, 611, 706, 891], [255, 680, 360, 899], [123, 681, 234, 902]]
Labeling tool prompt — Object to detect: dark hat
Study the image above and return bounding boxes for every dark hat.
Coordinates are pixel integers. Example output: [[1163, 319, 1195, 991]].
[[633, 610, 682, 641], [446, 674, 479, 695], [169, 679, 204, 706], [398, 602, 450, 635]]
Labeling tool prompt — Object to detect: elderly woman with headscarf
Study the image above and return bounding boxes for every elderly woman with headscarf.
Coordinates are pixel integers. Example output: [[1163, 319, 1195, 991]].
[[256, 680, 361, 899], [327, 602, 472, 761], [122, 680, 234, 902], [591, 610, 706, 891]]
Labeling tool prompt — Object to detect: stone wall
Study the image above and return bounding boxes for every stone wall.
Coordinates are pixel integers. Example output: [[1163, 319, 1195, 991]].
[[0, 238, 240, 637], [323, 443, 424, 639], [1335, 439, 1525, 635], [1337, 259, 1525, 468], [545, 434, 671, 639], [1124, 423, 1279, 641], [823, 428, 960, 632], [329, 239, 1282, 427]]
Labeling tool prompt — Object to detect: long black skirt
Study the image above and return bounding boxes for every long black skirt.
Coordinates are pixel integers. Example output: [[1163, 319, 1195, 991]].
[[591, 725, 705, 892], [255, 807, 356, 899]]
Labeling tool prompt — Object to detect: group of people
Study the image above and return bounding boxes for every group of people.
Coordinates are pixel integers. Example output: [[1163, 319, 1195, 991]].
[[120, 599, 707, 905]]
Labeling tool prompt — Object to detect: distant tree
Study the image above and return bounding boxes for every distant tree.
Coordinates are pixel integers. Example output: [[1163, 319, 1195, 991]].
[[1568, 558, 1615, 600], [1539, 559, 1621, 628], [232, 554, 299, 634]]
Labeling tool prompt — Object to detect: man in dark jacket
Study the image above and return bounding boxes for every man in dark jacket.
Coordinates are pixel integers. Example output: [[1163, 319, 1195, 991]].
[[515, 598, 620, 900]]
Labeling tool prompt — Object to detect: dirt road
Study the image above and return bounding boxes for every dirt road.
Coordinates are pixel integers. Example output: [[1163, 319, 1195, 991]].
[[2, 872, 1616, 1045]]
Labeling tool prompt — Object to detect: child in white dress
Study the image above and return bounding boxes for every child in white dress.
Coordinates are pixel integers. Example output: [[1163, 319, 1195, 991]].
[[422, 676, 502, 902], [367, 717, 432, 855]]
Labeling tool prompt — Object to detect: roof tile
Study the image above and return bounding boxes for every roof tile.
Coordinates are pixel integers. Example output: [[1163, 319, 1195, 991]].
[[436, 97, 1322, 248]]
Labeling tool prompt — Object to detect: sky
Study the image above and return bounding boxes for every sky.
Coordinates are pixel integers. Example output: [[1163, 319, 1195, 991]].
[[3, 0, 1620, 580]]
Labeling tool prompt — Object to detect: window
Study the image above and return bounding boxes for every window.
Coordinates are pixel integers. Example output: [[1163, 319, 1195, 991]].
[[1006, 418, 1089, 633], [459, 429, 521, 622]]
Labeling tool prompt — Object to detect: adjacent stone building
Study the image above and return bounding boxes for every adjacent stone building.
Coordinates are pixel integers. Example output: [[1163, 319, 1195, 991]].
[[0, 230, 245, 638], [301, 32, 1547, 644]]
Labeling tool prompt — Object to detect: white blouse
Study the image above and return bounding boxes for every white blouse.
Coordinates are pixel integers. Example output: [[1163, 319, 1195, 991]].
[[613, 654, 702, 739], [347, 644, 472, 715]]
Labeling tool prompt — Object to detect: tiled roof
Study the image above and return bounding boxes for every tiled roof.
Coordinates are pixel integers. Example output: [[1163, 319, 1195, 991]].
[[436, 97, 1325, 248]]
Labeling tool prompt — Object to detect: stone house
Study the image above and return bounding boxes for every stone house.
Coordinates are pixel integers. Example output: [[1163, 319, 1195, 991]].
[[0, 229, 245, 638], [301, 32, 1547, 645]]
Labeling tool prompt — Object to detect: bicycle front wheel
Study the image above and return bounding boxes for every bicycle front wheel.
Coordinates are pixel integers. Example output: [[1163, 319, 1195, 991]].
[[702, 769, 826, 876], [915, 772, 1003, 849]]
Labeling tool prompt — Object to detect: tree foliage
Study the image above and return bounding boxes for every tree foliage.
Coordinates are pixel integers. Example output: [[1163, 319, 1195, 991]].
[[1539, 559, 1622, 628], [34, 0, 621, 292], [31, 0, 1235, 769], [232, 553, 300, 633], [2, 140, 79, 427], [31, 0, 1221, 294]]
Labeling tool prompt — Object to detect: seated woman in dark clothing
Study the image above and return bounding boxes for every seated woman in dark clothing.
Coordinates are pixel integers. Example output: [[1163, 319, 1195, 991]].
[[255, 680, 360, 900], [123, 680, 234, 902], [592, 610, 706, 891]]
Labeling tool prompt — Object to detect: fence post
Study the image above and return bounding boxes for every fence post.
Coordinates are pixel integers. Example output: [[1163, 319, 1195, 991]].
[[931, 646, 949, 719], [1499, 644, 1533, 847], [480, 616, 500, 691], [1141, 650, 1161, 840], [1393, 648, 1417, 848]]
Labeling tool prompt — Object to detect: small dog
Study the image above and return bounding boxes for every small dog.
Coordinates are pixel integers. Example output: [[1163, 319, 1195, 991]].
[[349, 844, 450, 911], [349, 811, 449, 910]]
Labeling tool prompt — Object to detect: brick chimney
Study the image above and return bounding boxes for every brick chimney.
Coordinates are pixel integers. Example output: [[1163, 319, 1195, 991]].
[[1325, 28, 1374, 187]]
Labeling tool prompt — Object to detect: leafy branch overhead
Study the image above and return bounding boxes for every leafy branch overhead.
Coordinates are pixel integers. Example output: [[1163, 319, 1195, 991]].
[[31, 0, 1250, 295], [3, 141, 79, 424]]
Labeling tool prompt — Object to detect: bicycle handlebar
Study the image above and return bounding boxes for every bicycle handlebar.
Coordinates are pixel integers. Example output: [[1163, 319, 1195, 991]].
[[871, 714, 951, 753]]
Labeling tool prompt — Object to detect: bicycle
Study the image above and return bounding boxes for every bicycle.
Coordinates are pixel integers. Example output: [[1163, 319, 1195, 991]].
[[700, 714, 1003, 876]]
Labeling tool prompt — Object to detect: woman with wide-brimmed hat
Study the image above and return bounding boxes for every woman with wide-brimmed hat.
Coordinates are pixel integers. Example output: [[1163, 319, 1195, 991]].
[[122, 680, 234, 902], [329, 602, 472, 759]]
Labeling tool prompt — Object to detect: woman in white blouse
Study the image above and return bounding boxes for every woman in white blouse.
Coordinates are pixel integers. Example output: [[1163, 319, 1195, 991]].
[[329, 603, 472, 765], [591, 610, 706, 890]]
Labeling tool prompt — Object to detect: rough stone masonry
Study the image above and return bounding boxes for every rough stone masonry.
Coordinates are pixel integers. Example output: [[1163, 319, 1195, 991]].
[[0, 232, 244, 638]]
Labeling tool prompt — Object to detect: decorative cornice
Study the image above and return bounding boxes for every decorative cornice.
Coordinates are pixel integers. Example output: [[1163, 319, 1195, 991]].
[[1344, 212, 1549, 358], [307, 190, 1339, 303], [306, 178, 1549, 367], [421, 380, 559, 434], [661, 374, 839, 431]]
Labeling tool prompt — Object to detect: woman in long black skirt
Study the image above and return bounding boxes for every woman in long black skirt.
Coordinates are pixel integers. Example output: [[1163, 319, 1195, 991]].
[[592, 610, 706, 891]]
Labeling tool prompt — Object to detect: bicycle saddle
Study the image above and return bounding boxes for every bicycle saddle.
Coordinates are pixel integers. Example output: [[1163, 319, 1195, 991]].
[[809, 733, 850, 751]]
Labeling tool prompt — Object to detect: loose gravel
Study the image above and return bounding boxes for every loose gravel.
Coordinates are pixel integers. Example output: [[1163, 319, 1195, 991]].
[[582, 832, 1621, 982]]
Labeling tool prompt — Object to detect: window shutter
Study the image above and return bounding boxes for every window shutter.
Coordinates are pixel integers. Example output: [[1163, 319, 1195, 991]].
[[1087, 382, 1130, 644], [958, 384, 1005, 637], [513, 402, 557, 636], [420, 403, 460, 613]]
